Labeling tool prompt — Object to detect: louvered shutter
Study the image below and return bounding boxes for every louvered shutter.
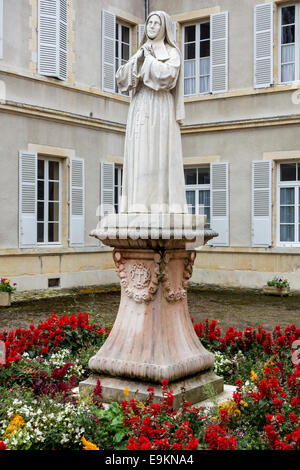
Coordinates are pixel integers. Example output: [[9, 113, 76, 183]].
[[138, 24, 145, 46], [58, 0, 68, 80], [210, 162, 229, 246], [100, 162, 115, 215], [173, 21, 177, 42], [254, 3, 273, 88], [70, 158, 85, 246], [211, 11, 228, 94], [38, 0, 68, 80], [0, 0, 3, 59], [252, 160, 272, 247], [19, 151, 37, 248], [102, 10, 116, 93]]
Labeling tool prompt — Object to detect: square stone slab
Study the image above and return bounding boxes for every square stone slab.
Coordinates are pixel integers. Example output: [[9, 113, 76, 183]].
[[79, 370, 224, 410]]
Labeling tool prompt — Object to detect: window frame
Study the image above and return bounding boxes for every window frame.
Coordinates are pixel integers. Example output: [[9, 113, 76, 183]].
[[115, 19, 132, 95], [37, 156, 62, 246], [278, 2, 300, 85], [184, 166, 211, 227], [114, 165, 123, 213], [182, 19, 211, 97], [277, 161, 300, 247]]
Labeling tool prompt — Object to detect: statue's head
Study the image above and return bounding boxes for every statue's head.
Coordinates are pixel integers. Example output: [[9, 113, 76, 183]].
[[145, 11, 174, 43], [146, 13, 162, 41]]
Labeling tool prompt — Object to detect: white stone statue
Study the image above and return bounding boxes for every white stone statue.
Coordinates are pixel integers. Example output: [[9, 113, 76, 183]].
[[116, 10, 188, 214]]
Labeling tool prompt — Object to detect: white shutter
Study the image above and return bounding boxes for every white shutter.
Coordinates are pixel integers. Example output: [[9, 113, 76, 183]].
[[102, 10, 116, 93], [38, 0, 68, 80], [19, 151, 37, 248], [70, 158, 85, 246], [210, 162, 229, 246], [101, 162, 115, 215], [211, 11, 228, 94], [58, 0, 68, 80], [0, 0, 3, 59], [254, 3, 273, 88], [138, 23, 145, 46], [252, 160, 272, 247], [173, 21, 177, 42]]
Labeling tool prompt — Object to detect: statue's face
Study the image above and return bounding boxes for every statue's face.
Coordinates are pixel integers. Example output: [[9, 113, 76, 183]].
[[146, 14, 161, 40]]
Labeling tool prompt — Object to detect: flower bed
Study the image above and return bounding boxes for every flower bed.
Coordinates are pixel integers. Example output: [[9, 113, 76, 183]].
[[0, 314, 299, 450]]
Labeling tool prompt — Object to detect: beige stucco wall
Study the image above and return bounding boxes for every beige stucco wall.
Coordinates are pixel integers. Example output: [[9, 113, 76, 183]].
[[1, 0, 300, 291]]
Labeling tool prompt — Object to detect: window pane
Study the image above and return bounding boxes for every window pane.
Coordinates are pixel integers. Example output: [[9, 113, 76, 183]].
[[282, 6, 295, 25], [200, 40, 210, 58], [184, 43, 195, 60], [115, 40, 119, 57], [122, 26, 129, 44], [198, 167, 210, 184], [38, 160, 44, 179], [280, 206, 294, 223], [115, 168, 118, 185], [186, 191, 195, 214], [184, 78, 195, 95], [37, 223, 44, 243], [122, 43, 129, 61], [48, 223, 59, 243], [49, 161, 59, 180], [38, 181, 44, 200], [185, 168, 197, 185], [200, 22, 210, 40], [282, 25, 295, 44], [49, 182, 59, 201], [37, 202, 44, 222], [280, 225, 294, 242], [281, 64, 295, 82], [185, 25, 195, 43], [280, 187, 295, 205], [200, 76, 210, 93], [281, 44, 295, 63], [184, 60, 196, 77], [280, 163, 296, 181], [48, 202, 59, 222], [200, 57, 210, 75], [199, 190, 210, 206]]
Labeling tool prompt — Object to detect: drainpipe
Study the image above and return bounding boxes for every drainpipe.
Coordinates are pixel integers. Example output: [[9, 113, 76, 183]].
[[145, 0, 149, 20]]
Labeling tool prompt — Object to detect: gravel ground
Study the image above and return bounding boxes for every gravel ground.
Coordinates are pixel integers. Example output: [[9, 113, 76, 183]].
[[0, 285, 299, 333]]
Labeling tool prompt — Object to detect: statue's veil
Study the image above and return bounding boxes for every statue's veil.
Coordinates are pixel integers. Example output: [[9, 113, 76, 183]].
[[139, 10, 185, 124]]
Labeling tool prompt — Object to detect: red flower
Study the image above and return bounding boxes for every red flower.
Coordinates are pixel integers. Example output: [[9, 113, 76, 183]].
[[0, 442, 7, 450]]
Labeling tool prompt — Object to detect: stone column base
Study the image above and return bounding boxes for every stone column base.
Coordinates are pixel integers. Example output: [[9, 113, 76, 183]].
[[79, 370, 223, 410]]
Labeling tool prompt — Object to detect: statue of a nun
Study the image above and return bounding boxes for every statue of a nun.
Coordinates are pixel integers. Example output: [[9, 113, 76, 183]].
[[116, 11, 188, 214]]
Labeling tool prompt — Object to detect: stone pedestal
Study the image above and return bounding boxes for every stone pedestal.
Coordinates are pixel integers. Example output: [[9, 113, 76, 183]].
[[79, 215, 223, 408]]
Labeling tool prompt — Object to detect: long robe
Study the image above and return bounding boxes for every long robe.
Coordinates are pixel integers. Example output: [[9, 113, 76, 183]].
[[116, 44, 188, 214]]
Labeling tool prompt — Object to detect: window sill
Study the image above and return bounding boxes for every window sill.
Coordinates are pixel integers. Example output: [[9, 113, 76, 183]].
[[184, 83, 300, 103]]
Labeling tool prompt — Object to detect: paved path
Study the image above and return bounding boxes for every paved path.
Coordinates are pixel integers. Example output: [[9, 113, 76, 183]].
[[0, 285, 299, 332]]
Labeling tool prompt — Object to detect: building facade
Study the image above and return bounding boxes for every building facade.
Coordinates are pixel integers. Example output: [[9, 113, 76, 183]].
[[0, 0, 300, 291]]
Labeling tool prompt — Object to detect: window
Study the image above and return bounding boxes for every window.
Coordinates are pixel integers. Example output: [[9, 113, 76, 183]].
[[115, 22, 131, 94], [102, 10, 132, 94], [183, 22, 211, 95], [279, 4, 300, 83], [114, 166, 123, 213], [184, 167, 211, 227], [278, 162, 300, 245], [37, 158, 61, 244], [19, 151, 85, 248]]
